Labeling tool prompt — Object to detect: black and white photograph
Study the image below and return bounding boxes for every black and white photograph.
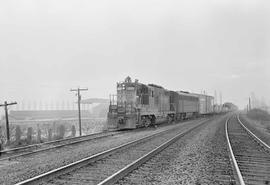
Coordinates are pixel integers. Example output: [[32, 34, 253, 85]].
[[0, 0, 269, 184]]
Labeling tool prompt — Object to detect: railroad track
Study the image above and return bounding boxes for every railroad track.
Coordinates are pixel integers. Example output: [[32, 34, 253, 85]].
[[0, 131, 124, 161], [0, 118, 204, 161], [114, 114, 235, 185], [226, 114, 270, 185], [14, 118, 211, 185]]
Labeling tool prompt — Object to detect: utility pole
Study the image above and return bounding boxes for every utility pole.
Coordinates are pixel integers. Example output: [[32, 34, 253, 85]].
[[0, 101, 17, 144], [214, 90, 217, 105], [248, 97, 251, 111], [219, 92, 222, 105], [70, 88, 88, 136]]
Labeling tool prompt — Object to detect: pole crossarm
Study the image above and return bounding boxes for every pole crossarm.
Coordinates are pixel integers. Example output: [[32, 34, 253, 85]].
[[0, 102, 17, 107], [70, 88, 88, 92]]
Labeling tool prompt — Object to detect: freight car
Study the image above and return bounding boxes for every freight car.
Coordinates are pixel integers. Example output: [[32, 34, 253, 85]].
[[107, 77, 210, 130], [190, 93, 214, 115], [170, 91, 199, 120]]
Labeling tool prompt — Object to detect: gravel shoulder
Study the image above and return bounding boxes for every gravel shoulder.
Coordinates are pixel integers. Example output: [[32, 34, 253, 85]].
[[0, 118, 206, 185], [239, 114, 270, 146], [117, 114, 234, 185]]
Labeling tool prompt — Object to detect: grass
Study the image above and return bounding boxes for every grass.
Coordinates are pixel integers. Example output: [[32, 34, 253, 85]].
[[0, 118, 106, 148], [247, 108, 270, 121]]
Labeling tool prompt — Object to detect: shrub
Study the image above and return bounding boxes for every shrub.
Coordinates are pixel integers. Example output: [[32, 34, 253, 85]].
[[248, 109, 270, 121], [55, 124, 65, 140], [37, 129, 42, 143], [48, 128, 52, 141], [15, 125, 22, 143], [26, 127, 33, 144], [71, 125, 76, 137]]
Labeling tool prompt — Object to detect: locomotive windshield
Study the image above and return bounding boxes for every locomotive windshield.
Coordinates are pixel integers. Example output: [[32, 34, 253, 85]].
[[115, 77, 139, 113], [117, 83, 136, 107]]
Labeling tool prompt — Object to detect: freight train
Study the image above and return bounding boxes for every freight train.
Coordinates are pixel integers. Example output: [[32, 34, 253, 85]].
[[107, 77, 214, 130]]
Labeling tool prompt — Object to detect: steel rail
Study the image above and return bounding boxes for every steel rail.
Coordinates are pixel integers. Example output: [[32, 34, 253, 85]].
[[14, 118, 210, 185], [0, 131, 120, 161], [1, 131, 106, 153], [1, 118, 207, 161], [225, 116, 245, 185], [97, 118, 209, 185], [237, 114, 270, 151], [0, 118, 198, 155]]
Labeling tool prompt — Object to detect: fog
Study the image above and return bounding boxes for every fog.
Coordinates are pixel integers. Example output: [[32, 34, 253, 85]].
[[0, 0, 269, 112]]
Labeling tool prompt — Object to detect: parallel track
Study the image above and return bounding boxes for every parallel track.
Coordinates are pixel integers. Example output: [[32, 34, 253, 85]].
[[15, 118, 211, 185], [0, 131, 123, 161], [0, 118, 201, 161], [102, 115, 233, 185], [226, 115, 270, 185]]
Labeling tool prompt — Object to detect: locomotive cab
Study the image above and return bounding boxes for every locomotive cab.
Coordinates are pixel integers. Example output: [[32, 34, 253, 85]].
[[107, 77, 139, 130]]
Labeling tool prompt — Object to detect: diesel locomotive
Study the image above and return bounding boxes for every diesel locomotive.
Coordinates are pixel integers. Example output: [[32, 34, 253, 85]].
[[107, 77, 214, 130]]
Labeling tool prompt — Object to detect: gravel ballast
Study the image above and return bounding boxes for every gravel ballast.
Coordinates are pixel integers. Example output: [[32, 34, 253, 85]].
[[43, 119, 208, 185], [0, 118, 206, 185], [239, 114, 270, 146], [228, 116, 270, 185], [117, 114, 234, 185]]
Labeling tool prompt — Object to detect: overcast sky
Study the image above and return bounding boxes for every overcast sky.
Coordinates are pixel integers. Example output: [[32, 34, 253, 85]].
[[0, 0, 269, 110]]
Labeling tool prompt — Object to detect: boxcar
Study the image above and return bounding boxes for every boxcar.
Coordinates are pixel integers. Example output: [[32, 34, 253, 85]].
[[191, 93, 214, 115]]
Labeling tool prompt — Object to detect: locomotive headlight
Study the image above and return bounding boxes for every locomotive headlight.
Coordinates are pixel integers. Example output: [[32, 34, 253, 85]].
[[118, 118, 125, 124]]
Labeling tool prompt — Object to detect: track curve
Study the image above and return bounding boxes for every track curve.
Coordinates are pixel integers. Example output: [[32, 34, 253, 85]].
[[226, 114, 270, 185]]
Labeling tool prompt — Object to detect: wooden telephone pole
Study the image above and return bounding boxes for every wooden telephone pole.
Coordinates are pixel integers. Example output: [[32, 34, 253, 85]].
[[70, 88, 88, 136], [0, 101, 17, 144], [249, 97, 251, 111]]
